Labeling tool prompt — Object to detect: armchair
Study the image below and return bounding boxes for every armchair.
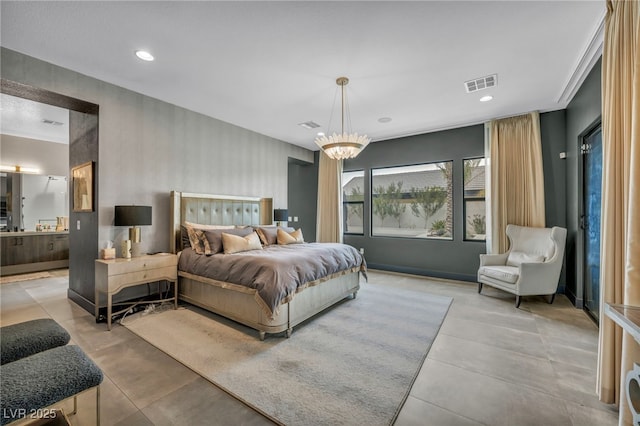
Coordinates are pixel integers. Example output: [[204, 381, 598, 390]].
[[478, 224, 567, 308]]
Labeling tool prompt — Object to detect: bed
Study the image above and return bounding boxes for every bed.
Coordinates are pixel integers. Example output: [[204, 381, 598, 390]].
[[170, 191, 365, 340]]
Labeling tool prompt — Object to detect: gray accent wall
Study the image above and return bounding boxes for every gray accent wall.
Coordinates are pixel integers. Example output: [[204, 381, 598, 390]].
[[539, 110, 568, 291], [341, 112, 571, 285], [2, 47, 313, 312], [344, 124, 486, 282], [288, 154, 318, 242], [565, 58, 602, 306]]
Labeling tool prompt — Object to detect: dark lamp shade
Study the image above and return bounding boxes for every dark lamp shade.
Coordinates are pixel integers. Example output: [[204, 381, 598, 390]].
[[114, 206, 152, 226], [273, 209, 288, 222]]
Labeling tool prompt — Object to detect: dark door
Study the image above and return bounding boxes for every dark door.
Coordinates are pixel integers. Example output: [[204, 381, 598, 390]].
[[582, 124, 602, 322]]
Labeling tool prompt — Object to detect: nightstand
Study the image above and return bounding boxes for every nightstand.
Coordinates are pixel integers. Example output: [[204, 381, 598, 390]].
[[95, 253, 178, 330]]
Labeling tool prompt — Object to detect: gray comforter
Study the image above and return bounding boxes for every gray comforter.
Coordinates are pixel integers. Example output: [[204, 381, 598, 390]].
[[178, 242, 366, 317]]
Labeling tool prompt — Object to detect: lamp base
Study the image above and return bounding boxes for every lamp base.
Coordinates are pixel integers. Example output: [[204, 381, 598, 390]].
[[129, 227, 141, 243]]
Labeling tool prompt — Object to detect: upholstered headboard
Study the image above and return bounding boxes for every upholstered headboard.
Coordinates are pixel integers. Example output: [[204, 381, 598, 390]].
[[170, 191, 273, 253]]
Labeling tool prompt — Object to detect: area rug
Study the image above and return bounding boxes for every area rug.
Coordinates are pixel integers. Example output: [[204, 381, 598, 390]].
[[0, 271, 51, 284], [124, 282, 452, 425]]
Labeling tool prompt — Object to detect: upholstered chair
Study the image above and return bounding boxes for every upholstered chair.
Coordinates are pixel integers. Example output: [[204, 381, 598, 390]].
[[477, 224, 567, 308]]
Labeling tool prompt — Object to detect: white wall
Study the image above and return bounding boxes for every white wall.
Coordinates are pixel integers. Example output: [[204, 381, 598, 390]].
[[0, 134, 68, 176], [21, 174, 68, 231]]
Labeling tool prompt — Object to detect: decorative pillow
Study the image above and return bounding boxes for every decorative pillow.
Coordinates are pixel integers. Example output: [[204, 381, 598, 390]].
[[182, 223, 235, 249], [186, 226, 204, 254], [506, 251, 545, 267], [181, 225, 191, 249], [255, 226, 295, 246], [277, 228, 304, 245], [196, 230, 213, 256], [222, 231, 263, 254], [204, 227, 254, 254]]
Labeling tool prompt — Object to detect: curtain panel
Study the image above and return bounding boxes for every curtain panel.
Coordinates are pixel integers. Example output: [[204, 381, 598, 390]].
[[488, 111, 546, 253], [597, 2, 640, 424], [316, 151, 343, 243]]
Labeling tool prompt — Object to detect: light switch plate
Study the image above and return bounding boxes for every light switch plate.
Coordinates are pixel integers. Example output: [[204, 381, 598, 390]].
[[76, 220, 81, 230]]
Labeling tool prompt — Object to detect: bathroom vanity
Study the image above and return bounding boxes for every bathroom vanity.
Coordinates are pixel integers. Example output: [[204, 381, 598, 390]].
[[0, 231, 69, 276]]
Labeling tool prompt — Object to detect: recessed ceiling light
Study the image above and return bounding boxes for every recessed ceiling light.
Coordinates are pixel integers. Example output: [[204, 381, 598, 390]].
[[135, 50, 154, 61], [378, 117, 392, 123], [480, 95, 493, 102]]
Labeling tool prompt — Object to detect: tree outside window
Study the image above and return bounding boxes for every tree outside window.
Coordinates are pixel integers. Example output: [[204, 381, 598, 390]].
[[371, 162, 452, 239]]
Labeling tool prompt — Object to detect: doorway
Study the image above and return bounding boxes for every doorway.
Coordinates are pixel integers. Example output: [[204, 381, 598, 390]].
[[581, 123, 602, 322]]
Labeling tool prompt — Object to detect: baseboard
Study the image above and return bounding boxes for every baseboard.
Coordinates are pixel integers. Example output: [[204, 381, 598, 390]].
[[564, 287, 584, 308], [366, 262, 477, 283], [1, 260, 68, 276], [67, 288, 95, 315]]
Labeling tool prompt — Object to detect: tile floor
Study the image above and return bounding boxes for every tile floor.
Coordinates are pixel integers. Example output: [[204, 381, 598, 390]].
[[0, 269, 618, 426]]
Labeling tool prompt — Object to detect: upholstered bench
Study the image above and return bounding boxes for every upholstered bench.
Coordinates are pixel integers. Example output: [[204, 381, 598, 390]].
[[1, 319, 71, 365], [0, 345, 103, 426]]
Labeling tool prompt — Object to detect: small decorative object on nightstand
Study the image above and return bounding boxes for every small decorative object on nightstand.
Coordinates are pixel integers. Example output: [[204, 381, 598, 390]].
[[95, 253, 178, 330]]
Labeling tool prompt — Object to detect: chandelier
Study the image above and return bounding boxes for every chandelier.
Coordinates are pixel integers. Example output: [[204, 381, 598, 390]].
[[314, 77, 370, 160]]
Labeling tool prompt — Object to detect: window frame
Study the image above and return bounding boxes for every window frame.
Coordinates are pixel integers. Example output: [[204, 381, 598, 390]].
[[342, 169, 365, 236], [463, 157, 486, 242]]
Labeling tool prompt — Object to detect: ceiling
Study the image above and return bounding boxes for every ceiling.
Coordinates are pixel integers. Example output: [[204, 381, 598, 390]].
[[0, 93, 70, 144], [0, 1, 605, 151]]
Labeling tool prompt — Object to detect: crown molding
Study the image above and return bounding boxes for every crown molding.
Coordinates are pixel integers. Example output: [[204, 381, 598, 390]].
[[556, 11, 605, 105]]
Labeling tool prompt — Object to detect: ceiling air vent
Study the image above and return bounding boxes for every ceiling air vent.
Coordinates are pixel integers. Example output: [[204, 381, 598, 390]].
[[41, 119, 64, 126], [298, 121, 321, 129], [464, 74, 497, 93]]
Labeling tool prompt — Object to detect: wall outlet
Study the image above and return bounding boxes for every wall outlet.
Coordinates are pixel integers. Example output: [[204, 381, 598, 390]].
[[359, 248, 365, 255], [76, 220, 81, 230], [288, 216, 292, 222], [294, 216, 298, 222]]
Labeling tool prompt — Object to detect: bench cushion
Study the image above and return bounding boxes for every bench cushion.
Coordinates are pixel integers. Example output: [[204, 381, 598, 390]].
[[1, 319, 71, 365], [0, 345, 103, 425]]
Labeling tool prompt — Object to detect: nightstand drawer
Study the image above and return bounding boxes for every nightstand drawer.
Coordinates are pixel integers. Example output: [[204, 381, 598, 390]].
[[104, 254, 177, 276], [106, 266, 178, 293]]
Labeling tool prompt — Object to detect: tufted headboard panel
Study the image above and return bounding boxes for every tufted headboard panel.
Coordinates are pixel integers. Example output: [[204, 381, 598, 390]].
[[170, 191, 272, 253]]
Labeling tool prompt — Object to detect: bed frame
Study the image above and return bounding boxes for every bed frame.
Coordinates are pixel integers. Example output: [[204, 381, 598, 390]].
[[170, 191, 360, 340]]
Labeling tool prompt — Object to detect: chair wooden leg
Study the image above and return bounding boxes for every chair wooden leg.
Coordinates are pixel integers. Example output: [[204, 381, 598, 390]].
[[478, 282, 483, 294], [515, 295, 522, 308], [548, 293, 556, 304]]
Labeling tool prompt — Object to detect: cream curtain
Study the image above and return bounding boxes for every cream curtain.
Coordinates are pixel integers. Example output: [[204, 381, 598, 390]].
[[489, 111, 546, 253], [597, 2, 640, 424], [316, 151, 343, 243]]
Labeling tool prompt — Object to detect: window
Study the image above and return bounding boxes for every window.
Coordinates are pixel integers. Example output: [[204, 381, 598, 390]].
[[342, 170, 364, 235], [371, 162, 452, 239], [464, 158, 486, 241]]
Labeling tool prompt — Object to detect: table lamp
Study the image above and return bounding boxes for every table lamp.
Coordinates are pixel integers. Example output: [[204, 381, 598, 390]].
[[274, 209, 288, 227], [115, 206, 152, 257]]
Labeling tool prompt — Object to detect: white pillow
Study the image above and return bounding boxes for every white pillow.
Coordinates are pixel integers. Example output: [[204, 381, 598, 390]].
[[506, 251, 545, 267], [277, 228, 304, 245], [222, 231, 263, 254]]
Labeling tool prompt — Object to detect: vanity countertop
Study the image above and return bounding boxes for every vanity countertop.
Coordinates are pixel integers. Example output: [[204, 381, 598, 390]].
[[0, 231, 69, 237]]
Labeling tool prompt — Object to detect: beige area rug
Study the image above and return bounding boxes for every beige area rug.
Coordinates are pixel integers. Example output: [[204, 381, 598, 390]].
[[124, 282, 452, 425], [0, 271, 51, 284]]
